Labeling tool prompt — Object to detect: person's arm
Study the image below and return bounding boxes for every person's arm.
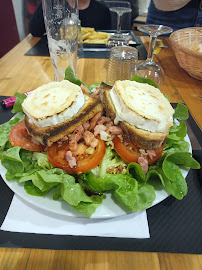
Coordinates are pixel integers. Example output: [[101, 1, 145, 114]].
[[29, 2, 46, 37]]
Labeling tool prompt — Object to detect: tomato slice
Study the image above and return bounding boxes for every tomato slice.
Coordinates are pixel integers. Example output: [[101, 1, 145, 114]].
[[47, 137, 106, 174], [113, 136, 163, 165], [9, 121, 45, 152]]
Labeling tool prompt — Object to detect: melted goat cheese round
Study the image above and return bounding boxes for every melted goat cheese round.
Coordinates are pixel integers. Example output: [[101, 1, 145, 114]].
[[26, 90, 85, 128], [109, 85, 173, 133]]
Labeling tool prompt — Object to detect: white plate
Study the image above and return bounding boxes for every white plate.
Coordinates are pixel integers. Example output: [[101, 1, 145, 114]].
[[0, 121, 191, 219]]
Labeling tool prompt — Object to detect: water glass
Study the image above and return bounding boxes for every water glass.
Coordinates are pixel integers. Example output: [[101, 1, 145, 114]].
[[107, 46, 138, 85], [42, 0, 79, 81]]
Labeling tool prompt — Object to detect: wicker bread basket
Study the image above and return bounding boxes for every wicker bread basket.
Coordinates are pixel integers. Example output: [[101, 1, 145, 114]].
[[169, 27, 202, 80]]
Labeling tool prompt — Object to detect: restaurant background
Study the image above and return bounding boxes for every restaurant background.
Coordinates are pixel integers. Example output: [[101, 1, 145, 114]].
[[0, 0, 150, 58]]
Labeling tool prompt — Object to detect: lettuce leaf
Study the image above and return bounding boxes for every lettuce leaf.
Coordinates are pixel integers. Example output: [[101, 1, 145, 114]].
[[32, 152, 54, 170], [173, 103, 189, 120], [1, 146, 24, 175], [163, 152, 200, 170], [146, 170, 165, 187], [88, 83, 100, 91], [64, 65, 98, 91], [164, 120, 190, 154], [65, 66, 84, 86], [65, 66, 102, 92], [127, 162, 146, 183], [132, 183, 156, 212], [79, 170, 155, 212], [164, 138, 190, 155], [24, 180, 50, 196], [168, 121, 187, 139], [162, 159, 188, 199], [150, 152, 200, 200], [31, 171, 59, 192], [163, 103, 190, 155], [146, 151, 200, 200], [130, 73, 159, 88], [1, 147, 42, 181], [0, 114, 24, 151], [11, 93, 27, 113], [73, 195, 104, 217]]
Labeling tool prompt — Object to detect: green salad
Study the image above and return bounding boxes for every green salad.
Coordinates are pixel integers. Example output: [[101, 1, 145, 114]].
[[0, 69, 200, 217]]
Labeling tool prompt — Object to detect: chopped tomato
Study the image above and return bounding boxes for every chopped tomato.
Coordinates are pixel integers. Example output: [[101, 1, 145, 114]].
[[113, 136, 163, 165], [9, 121, 46, 152], [47, 137, 106, 174]]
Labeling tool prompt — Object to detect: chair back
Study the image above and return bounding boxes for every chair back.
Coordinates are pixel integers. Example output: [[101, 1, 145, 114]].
[[101, 1, 132, 30]]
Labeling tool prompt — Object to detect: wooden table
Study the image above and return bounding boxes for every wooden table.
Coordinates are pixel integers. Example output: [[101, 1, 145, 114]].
[[0, 34, 201, 270]]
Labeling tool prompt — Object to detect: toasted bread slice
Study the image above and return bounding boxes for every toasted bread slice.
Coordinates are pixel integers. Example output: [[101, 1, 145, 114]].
[[100, 82, 168, 149], [25, 95, 103, 146]]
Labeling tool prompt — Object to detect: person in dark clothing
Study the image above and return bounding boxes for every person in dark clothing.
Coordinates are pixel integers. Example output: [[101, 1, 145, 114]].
[[29, 0, 111, 37], [24, 0, 41, 35], [146, 0, 202, 32]]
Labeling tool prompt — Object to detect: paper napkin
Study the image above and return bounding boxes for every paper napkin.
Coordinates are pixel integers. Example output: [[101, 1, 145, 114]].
[[1, 195, 150, 238]]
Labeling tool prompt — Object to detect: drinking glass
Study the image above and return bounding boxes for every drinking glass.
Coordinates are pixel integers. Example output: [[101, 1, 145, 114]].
[[107, 6, 132, 47], [107, 46, 138, 85], [136, 24, 173, 86], [42, 0, 79, 81]]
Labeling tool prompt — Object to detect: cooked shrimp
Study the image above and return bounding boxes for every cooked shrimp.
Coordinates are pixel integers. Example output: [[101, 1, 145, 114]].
[[60, 136, 69, 142], [71, 125, 84, 142], [83, 121, 90, 131], [108, 126, 123, 135], [89, 112, 102, 130], [138, 156, 148, 174], [94, 124, 107, 136], [146, 149, 157, 159], [84, 131, 98, 148], [69, 140, 78, 152], [84, 131, 95, 146], [65, 151, 77, 168], [90, 138, 98, 148], [97, 116, 111, 125], [105, 121, 113, 128]]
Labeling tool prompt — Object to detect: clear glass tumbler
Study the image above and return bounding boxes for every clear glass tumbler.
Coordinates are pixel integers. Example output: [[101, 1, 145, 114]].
[[42, 0, 79, 81], [107, 46, 138, 85]]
